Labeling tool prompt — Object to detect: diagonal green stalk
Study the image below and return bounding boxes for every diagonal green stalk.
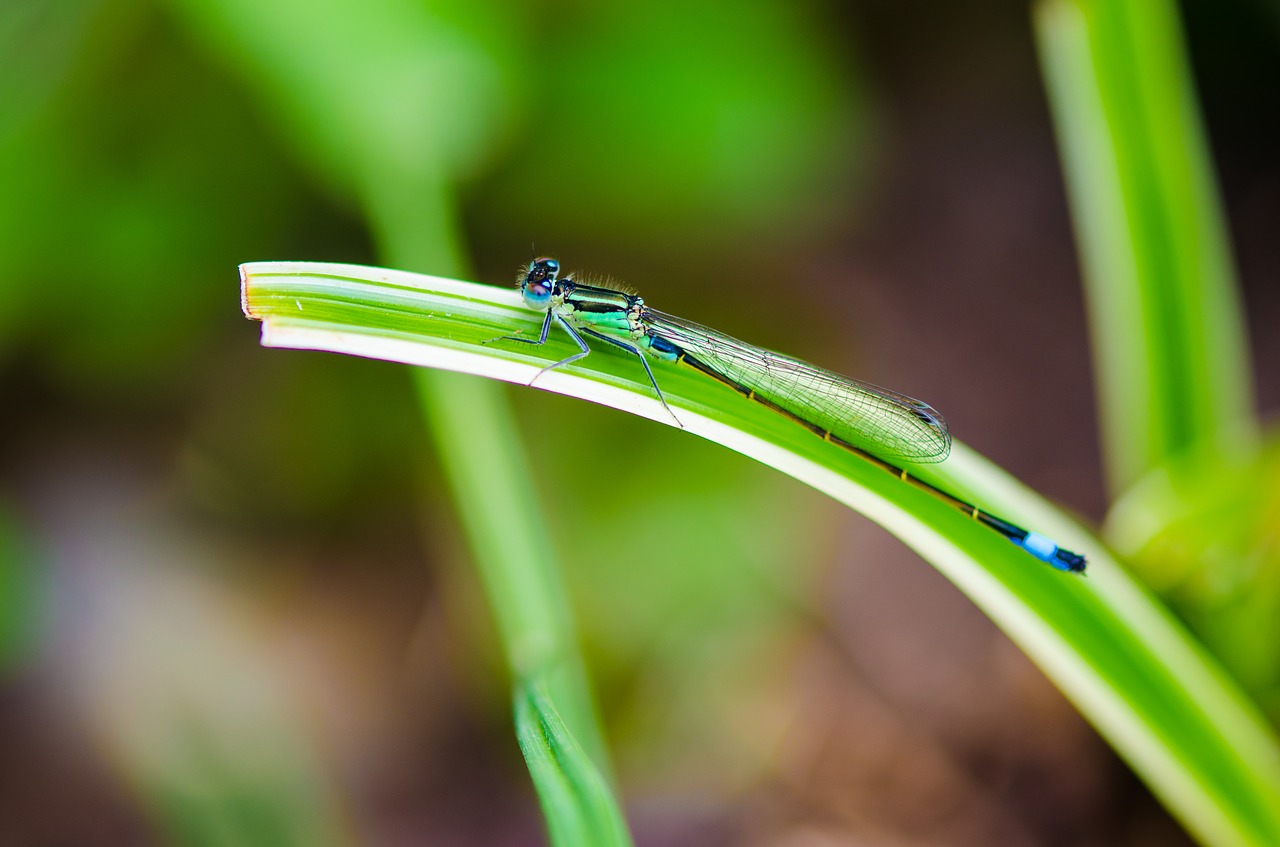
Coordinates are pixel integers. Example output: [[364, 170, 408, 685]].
[[163, 0, 630, 836], [1034, 0, 1256, 498], [241, 261, 1280, 847], [362, 171, 615, 779]]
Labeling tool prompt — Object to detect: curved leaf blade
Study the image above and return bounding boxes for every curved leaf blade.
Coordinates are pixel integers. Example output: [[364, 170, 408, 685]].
[[242, 261, 1280, 847]]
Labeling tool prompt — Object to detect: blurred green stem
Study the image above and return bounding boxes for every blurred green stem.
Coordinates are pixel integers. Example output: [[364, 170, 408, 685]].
[[1035, 0, 1256, 497], [515, 680, 633, 847], [164, 0, 626, 832], [361, 167, 615, 778]]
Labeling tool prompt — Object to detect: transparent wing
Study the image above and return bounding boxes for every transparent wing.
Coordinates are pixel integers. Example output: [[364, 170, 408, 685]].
[[645, 309, 951, 464]]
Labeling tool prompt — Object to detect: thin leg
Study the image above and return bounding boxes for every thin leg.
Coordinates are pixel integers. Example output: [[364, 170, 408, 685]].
[[529, 314, 593, 384], [484, 311, 589, 386], [581, 327, 683, 428], [483, 310, 553, 347]]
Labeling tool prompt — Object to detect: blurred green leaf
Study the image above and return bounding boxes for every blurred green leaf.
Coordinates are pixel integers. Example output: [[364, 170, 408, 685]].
[[165, 0, 518, 196], [0, 0, 98, 140], [1108, 434, 1280, 721], [1035, 0, 1256, 498], [0, 2, 310, 385], [243, 260, 1280, 847], [484, 0, 869, 244]]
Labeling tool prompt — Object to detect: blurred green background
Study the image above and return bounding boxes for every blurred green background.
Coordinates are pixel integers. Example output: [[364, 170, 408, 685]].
[[2, 0, 1278, 844]]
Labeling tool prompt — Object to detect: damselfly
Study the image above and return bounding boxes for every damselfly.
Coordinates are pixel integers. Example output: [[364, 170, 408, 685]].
[[494, 258, 1085, 573]]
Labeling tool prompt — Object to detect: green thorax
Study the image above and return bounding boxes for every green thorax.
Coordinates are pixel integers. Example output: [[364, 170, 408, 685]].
[[557, 280, 647, 340]]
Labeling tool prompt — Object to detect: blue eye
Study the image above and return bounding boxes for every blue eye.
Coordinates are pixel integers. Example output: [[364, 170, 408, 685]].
[[523, 281, 552, 309]]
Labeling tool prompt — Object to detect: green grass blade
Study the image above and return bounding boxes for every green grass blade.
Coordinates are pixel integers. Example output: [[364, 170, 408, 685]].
[[1034, 0, 1257, 497], [515, 678, 634, 847], [241, 260, 1280, 847]]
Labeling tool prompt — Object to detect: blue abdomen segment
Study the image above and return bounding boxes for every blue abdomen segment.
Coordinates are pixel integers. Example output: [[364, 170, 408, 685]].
[[1016, 532, 1086, 573], [645, 334, 682, 362]]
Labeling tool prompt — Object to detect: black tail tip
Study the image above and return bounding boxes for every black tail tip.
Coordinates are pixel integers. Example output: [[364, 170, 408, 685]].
[[1054, 549, 1087, 574]]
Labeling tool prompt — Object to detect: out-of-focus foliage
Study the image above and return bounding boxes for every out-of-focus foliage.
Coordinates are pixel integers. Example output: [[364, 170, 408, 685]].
[[1107, 443, 1280, 720], [0, 1, 309, 388], [1037, 0, 1280, 734], [1035, 0, 1253, 498], [481, 2, 867, 243]]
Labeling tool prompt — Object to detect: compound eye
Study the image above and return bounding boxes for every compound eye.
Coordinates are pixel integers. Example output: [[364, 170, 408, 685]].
[[533, 257, 559, 278], [523, 281, 552, 309]]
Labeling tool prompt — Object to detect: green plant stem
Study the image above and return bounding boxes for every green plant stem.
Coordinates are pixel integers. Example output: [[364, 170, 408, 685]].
[[361, 172, 624, 841], [515, 680, 632, 847], [1035, 0, 1256, 498], [162, 0, 627, 838]]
